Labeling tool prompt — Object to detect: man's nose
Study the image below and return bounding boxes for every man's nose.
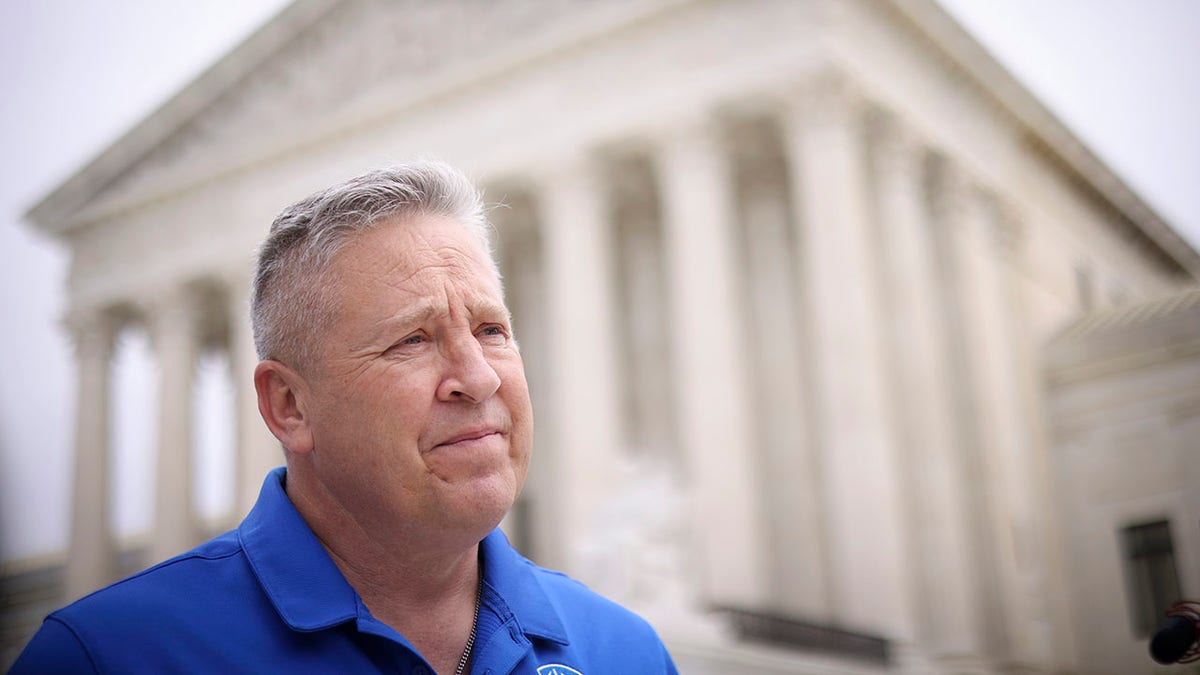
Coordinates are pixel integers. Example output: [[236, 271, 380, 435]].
[[436, 333, 502, 403]]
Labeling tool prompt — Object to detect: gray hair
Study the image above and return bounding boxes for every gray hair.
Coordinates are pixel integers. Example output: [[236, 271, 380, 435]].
[[251, 160, 497, 369]]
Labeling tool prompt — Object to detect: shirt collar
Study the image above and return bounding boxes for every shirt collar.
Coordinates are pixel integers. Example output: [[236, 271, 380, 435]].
[[238, 467, 359, 631], [479, 529, 569, 645], [238, 467, 569, 645]]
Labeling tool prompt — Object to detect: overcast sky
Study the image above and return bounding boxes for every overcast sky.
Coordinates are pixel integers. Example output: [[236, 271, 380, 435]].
[[1, 0, 1198, 562]]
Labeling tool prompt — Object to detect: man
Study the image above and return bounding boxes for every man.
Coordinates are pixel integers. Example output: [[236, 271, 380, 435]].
[[15, 161, 678, 674]]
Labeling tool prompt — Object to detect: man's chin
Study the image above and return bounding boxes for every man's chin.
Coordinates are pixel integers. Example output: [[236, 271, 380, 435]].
[[437, 472, 519, 530]]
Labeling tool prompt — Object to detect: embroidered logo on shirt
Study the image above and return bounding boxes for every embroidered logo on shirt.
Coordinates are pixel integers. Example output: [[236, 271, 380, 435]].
[[536, 665, 584, 675]]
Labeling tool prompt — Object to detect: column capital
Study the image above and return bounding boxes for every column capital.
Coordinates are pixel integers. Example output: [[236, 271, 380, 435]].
[[870, 113, 926, 180], [63, 306, 119, 361], [649, 110, 727, 161], [145, 281, 204, 315], [141, 283, 206, 350], [531, 145, 605, 188], [786, 68, 868, 129], [991, 201, 1028, 260], [596, 150, 660, 223], [929, 158, 981, 226], [942, 175, 1018, 262]]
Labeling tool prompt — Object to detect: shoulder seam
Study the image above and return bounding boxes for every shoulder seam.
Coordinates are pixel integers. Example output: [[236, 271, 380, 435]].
[[126, 546, 243, 577], [45, 615, 102, 673], [76, 545, 245, 600]]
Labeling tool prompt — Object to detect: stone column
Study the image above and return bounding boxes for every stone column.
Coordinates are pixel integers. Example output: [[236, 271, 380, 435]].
[[537, 152, 625, 577], [782, 75, 912, 635], [996, 207, 1077, 669], [934, 164, 1048, 668], [147, 286, 201, 563], [731, 122, 827, 617], [871, 118, 983, 663], [655, 115, 767, 608], [608, 155, 677, 463], [981, 205, 1055, 668], [226, 269, 280, 516], [64, 308, 118, 601]]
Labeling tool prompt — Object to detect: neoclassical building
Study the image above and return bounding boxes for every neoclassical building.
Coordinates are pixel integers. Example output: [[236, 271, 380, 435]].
[[6, 0, 1199, 673]]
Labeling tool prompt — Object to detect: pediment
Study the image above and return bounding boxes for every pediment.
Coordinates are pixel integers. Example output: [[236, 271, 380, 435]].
[[27, 0, 1200, 279], [32, 0, 641, 230]]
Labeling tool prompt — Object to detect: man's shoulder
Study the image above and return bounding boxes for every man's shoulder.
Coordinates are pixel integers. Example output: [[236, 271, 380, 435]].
[[12, 531, 269, 674], [509, 556, 676, 672], [55, 530, 249, 623], [507, 551, 662, 643]]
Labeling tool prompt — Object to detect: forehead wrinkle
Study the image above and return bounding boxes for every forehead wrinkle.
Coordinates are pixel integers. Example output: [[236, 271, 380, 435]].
[[391, 300, 440, 332], [335, 225, 506, 340], [376, 239, 483, 288], [380, 259, 461, 294], [361, 285, 505, 346], [467, 297, 512, 324]]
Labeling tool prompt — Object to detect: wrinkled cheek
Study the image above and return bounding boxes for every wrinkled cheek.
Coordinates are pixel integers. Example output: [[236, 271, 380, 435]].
[[511, 438, 532, 491]]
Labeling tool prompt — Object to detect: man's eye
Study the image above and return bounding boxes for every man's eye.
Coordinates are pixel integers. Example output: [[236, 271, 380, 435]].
[[478, 325, 507, 342], [401, 334, 425, 346]]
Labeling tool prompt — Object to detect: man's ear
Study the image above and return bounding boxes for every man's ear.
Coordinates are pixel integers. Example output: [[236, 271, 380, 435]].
[[254, 360, 315, 455]]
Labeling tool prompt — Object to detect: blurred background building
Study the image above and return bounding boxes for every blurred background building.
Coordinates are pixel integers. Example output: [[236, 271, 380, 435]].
[[3, 0, 1199, 673]]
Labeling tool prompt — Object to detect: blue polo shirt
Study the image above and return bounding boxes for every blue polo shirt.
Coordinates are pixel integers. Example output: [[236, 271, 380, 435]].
[[14, 468, 677, 674]]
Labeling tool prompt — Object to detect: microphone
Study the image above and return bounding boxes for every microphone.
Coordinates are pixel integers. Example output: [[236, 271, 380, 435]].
[[1150, 601, 1199, 665]]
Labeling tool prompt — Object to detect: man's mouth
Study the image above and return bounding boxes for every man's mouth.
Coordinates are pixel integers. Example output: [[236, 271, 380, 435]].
[[435, 428, 501, 448]]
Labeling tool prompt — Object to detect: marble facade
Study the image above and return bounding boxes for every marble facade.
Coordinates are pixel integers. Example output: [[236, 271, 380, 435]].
[[9, 0, 1200, 672]]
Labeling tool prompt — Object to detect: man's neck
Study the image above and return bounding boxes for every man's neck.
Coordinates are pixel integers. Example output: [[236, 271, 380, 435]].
[[285, 471, 486, 673], [335, 543, 481, 674]]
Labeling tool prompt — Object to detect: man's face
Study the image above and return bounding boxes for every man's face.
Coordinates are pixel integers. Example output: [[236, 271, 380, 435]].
[[296, 215, 532, 541]]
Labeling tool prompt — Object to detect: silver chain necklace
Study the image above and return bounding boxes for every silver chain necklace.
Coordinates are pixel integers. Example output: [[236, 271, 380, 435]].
[[453, 577, 482, 675]]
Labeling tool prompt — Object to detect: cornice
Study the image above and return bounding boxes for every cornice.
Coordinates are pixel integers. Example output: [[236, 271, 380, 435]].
[[1044, 286, 1200, 386], [24, 0, 341, 235], [30, 0, 698, 234], [1052, 286, 1200, 343], [890, 0, 1200, 280], [24, 0, 1200, 282]]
